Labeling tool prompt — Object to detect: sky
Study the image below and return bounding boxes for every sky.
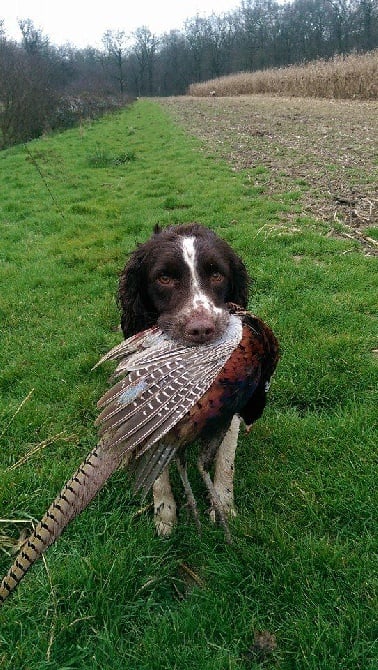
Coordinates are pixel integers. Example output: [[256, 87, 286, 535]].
[[1, 0, 241, 48]]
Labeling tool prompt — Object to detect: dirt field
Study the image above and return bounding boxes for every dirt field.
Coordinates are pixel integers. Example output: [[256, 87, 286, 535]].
[[159, 95, 378, 255]]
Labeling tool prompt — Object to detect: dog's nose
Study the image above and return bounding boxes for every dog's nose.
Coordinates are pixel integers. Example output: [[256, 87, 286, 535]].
[[186, 317, 216, 344]]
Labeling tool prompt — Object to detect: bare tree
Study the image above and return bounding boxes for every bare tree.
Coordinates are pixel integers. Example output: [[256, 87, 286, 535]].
[[133, 26, 159, 95], [184, 15, 209, 81], [0, 41, 51, 145], [326, 0, 351, 52], [102, 29, 129, 93], [19, 18, 49, 55], [156, 30, 191, 95], [351, 0, 378, 49]]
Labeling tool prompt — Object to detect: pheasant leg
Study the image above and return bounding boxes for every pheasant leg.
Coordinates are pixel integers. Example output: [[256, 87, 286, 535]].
[[197, 454, 232, 544], [176, 456, 201, 533]]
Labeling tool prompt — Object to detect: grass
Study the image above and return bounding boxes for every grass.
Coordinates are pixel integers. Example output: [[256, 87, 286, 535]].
[[188, 50, 378, 100], [0, 100, 377, 669]]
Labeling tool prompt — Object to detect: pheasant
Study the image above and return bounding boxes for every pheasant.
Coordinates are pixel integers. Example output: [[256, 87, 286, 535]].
[[0, 306, 279, 605]]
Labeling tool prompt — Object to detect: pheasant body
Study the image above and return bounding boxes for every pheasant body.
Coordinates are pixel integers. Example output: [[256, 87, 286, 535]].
[[0, 309, 279, 605]]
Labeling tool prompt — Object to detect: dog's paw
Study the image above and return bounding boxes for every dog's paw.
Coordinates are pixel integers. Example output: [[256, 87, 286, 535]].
[[154, 501, 177, 537]]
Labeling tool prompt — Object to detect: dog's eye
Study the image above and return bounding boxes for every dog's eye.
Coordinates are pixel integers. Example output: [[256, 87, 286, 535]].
[[157, 274, 174, 286], [210, 271, 224, 283]]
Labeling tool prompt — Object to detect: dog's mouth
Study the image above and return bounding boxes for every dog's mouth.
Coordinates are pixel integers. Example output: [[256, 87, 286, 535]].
[[158, 308, 230, 346]]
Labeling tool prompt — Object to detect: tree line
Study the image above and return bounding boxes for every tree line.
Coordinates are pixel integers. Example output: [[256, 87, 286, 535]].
[[1, 0, 377, 147]]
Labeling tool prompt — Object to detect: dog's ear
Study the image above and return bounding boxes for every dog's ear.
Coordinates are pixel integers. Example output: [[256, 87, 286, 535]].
[[228, 254, 251, 309], [153, 223, 162, 235], [118, 246, 157, 337]]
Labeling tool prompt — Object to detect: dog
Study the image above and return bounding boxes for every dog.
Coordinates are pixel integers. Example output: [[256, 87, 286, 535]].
[[118, 223, 250, 534]]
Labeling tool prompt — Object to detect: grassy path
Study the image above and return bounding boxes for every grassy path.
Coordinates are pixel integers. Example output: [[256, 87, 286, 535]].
[[0, 100, 376, 669]]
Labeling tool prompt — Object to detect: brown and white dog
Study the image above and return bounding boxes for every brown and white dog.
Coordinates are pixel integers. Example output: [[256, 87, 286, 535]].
[[118, 223, 250, 534]]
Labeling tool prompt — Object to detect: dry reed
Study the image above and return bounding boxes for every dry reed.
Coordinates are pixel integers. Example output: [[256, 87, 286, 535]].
[[188, 50, 378, 100]]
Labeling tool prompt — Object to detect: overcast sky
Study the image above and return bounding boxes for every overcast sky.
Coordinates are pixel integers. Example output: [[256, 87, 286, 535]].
[[1, 0, 241, 48]]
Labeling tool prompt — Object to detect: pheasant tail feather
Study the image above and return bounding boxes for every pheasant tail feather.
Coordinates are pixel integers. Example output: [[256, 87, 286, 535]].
[[0, 437, 122, 605]]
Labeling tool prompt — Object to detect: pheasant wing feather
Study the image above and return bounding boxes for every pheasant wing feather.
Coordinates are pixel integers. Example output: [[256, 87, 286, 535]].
[[93, 327, 161, 369], [96, 315, 243, 457]]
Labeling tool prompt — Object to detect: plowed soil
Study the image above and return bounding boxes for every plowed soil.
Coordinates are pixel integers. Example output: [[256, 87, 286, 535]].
[[159, 95, 378, 254]]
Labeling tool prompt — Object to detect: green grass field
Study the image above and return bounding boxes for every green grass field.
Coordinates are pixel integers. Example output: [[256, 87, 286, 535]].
[[0, 100, 377, 669]]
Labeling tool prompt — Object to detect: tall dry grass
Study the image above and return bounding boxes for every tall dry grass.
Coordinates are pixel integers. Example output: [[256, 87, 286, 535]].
[[188, 50, 378, 100]]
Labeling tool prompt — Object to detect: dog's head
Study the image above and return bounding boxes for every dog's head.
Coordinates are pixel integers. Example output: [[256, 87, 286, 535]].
[[118, 223, 250, 344]]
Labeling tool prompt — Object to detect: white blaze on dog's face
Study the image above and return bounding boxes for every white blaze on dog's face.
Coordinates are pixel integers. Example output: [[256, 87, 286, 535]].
[[178, 236, 227, 344], [181, 236, 223, 313]]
